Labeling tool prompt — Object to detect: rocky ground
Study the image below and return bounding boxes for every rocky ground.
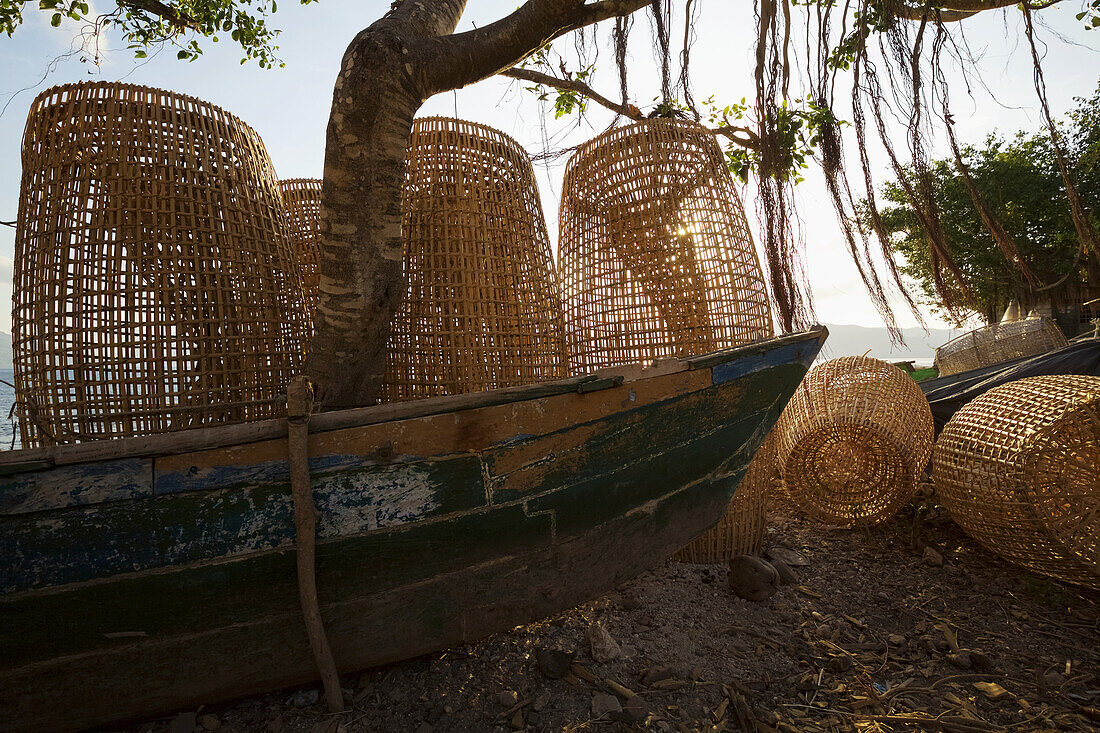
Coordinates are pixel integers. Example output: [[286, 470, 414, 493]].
[[136, 501, 1098, 733]]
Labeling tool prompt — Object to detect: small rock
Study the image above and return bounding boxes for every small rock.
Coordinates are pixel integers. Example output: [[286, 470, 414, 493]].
[[1043, 670, 1065, 689], [766, 546, 809, 567], [170, 712, 197, 733], [619, 644, 638, 659], [621, 593, 643, 611], [291, 689, 320, 708], [535, 648, 574, 679], [200, 715, 221, 731], [770, 558, 799, 585], [509, 710, 524, 730], [586, 622, 621, 663], [969, 650, 994, 671], [591, 693, 622, 717], [532, 692, 551, 712], [728, 555, 779, 602], [923, 546, 944, 567], [622, 695, 648, 723], [497, 690, 519, 708], [947, 651, 972, 669], [827, 655, 853, 673]]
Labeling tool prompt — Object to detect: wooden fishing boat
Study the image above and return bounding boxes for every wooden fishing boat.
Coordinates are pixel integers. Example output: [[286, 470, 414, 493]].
[[0, 328, 826, 732]]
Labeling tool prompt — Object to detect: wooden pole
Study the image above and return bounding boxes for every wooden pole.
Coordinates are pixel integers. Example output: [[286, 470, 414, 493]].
[[287, 376, 345, 713]]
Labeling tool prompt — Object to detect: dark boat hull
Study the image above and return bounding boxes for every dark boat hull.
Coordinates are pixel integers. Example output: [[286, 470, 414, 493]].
[[0, 329, 825, 731]]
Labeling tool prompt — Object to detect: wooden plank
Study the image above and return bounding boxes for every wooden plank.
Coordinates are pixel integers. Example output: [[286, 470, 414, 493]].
[[1, 454, 486, 594], [0, 458, 152, 516], [0, 329, 826, 474]]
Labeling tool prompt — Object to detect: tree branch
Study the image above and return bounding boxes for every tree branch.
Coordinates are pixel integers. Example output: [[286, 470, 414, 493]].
[[501, 67, 760, 149], [419, 0, 649, 94], [501, 66, 644, 120], [116, 0, 198, 31], [889, 0, 1058, 22]]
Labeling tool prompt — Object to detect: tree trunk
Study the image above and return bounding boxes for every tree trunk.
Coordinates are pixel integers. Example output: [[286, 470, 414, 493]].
[[306, 26, 424, 410], [305, 1, 647, 409]]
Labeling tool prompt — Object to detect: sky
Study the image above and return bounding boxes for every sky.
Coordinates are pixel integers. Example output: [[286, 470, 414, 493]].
[[0, 0, 1097, 341]]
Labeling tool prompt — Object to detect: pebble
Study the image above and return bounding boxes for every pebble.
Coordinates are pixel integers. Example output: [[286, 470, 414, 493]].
[[200, 714, 221, 731], [770, 558, 799, 585], [728, 555, 779, 602], [586, 622, 621, 663], [532, 692, 551, 712], [923, 546, 944, 567], [591, 693, 622, 717], [497, 690, 518, 708], [535, 648, 574, 679]]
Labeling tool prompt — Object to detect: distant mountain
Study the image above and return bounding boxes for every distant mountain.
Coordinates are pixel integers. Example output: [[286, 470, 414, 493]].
[[817, 323, 960, 366], [0, 332, 10, 370]]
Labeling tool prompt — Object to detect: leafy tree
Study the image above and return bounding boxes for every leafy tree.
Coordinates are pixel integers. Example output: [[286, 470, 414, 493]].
[[0, 0, 316, 66], [4, 0, 1096, 407], [880, 84, 1100, 325]]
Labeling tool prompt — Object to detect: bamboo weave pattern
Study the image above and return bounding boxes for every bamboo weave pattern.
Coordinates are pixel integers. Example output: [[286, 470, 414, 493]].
[[935, 317, 1067, 376], [772, 357, 934, 527], [13, 82, 309, 446], [932, 375, 1099, 588], [383, 117, 567, 400], [279, 178, 323, 318], [558, 119, 773, 371], [675, 432, 777, 563]]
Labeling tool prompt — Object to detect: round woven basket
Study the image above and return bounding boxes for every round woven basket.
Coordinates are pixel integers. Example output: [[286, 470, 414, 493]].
[[558, 118, 773, 372], [772, 356, 934, 526], [13, 82, 310, 446], [932, 375, 1099, 588], [675, 432, 777, 562], [384, 117, 567, 401], [934, 317, 1067, 376]]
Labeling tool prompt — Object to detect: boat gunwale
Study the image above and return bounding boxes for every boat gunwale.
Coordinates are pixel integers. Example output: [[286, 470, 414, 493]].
[[0, 328, 826, 474]]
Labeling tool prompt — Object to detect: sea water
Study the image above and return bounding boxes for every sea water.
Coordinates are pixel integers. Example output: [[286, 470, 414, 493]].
[[0, 369, 21, 450]]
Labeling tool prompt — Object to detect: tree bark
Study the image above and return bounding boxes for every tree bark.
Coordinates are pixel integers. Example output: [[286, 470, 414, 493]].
[[306, 0, 648, 410]]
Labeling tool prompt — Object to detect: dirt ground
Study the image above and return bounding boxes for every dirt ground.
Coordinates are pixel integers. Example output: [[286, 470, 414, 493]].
[[137, 501, 1099, 733]]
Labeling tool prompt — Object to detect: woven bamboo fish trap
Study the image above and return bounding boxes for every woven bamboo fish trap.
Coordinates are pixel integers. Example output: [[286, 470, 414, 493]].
[[675, 432, 778, 563], [935, 317, 1067, 376], [558, 119, 773, 372], [13, 82, 310, 446], [932, 375, 1099, 588], [279, 178, 323, 317], [382, 117, 567, 401], [772, 356, 934, 527]]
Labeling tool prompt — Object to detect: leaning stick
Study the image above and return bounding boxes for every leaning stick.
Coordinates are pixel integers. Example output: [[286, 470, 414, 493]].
[[288, 376, 345, 713]]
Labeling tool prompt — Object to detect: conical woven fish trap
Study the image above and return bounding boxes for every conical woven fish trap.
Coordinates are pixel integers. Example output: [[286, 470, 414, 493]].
[[932, 375, 1099, 588], [383, 117, 567, 401], [558, 119, 773, 372], [772, 356, 934, 527], [935, 317, 1067, 377], [13, 82, 310, 446], [675, 432, 777, 563], [279, 178, 323, 317]]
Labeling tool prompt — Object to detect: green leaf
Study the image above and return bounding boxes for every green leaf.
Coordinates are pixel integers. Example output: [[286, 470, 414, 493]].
[[50, 12, 60, 26]]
